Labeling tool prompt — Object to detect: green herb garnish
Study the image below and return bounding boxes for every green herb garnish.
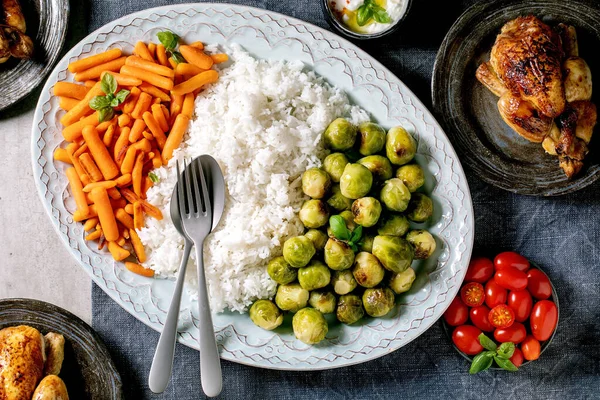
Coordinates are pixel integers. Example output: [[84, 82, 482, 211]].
[[329, 215, 363, 251], [148, 172, 160, 183], [89, 73, 130, 122], [469, 333, 518, 374], [356, 0, 392, 27], [157, 31, 185, 64]]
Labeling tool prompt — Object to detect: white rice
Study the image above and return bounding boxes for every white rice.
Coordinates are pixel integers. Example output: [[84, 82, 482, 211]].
[[138, 44, 368, 313]]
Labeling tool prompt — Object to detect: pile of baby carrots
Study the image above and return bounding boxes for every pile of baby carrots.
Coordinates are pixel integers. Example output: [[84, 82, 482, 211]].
[[53, 34, 227, 276]]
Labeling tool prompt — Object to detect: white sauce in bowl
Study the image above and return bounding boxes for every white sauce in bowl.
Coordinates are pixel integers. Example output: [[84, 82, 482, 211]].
[[329, 0, 408, 34]]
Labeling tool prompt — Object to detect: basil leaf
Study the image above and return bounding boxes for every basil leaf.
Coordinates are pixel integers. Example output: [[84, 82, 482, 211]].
[[330, 215, 350, 241], [469, 352, 493, 374], [494, 356, 518, 372], [478, 333, 497, 352], [496, 342, 515, 359], [157, 31, 179, 51], [115, 89, 130, 104], [351, 225, 363, 243], [97, 107, 114, 123], [372, 8, 391, 24], [148, 172, 160, 183], [101, 73, 117, 95], [356, 4, 372, 26], [170, 51, 186, 64], [89, 95, 111, 110], [110, 97, 120, 107]]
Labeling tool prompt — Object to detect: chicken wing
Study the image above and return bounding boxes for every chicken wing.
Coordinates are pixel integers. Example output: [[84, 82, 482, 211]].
[[475, 62, 508, 97], [31, 376, 69, 400], [497, 92, 553, 142], [2, 0, 27, 33]]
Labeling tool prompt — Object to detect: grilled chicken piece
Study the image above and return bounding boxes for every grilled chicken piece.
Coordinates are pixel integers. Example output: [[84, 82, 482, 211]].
[[571, 100, 597, 144], [556, 23, 579, 57], [490, 16, 566, 118], [476, 62, 508, 97], [563, 57, 592, 102], [2, 0, 27, 32], [31, 376, 69, 400], [497, 92, 553, 142], [43, 333, 65, 376]]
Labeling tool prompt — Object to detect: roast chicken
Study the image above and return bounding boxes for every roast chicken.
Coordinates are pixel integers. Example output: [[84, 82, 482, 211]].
[[0, 0, 34, 63]]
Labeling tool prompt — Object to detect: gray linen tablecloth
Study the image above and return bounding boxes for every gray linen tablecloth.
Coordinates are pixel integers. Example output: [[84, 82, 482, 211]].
[[89, 0, 600, 398]]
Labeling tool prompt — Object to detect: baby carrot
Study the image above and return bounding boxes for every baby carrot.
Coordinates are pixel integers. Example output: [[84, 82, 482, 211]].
[[133, 201, 144, 229], [128, 118, 146, 142], [67, 143, 91, 185], [181, 92, 195, 118], [132, 152, 145, 197], [68, 48, 122, 73], [62, 112, 100, 142], [170, 93, 184, 114], [175, 62, 205, 77], [110, 197, 126, 209], [179, 45, 213, 70], [156, 44, 169, 67], [129, 229, 146, 263], [189, 41, 204, 50], [138, 82, 170, 102], [126, 55, 175, 78], [147, 43, 157, 59], [83, 181, 117, 192], [171, 70, 218, 96], [115, 208, 134, 230], [59, 97, 80, 111], [210, 53, 229, 64], [162, 114, 190, 164], [118, 114, 132, 128], [82, 125, 119, 180], [79, 153, 104, 182], [100, 71, 142, 87], [122, 189, 163, 220], [103, 124, 115, 147], [84, 80, 97, 88], [115, 174, 132, 187], [74, 56, 127, 82], [131, 138, 152, 153], [143, 111, 167, 149], [107, 187, 121, 199], [66, 167, 89, 217], [151, 103, 169, 132], [121, 65, 174, 91], [113, 127, 131, 165], [53, 82, 89, 100], [124, 203, 134, 215], [73, 204, 97, 222], [125, 261, 154, 277], [160, 104, 170, 122], [121, 146, 137, 174], [108, 241, 130, 261], [91, 187, 119, 242], [131, 91, 153, 120], [134, 41, 154, 62], [83, 217, 99, 232], [60, 81, 103, 127], [97, 117, 116, 133], [123, 86, 141, 115], [54, 148, 72, 164], [85, 230, 103, 241]]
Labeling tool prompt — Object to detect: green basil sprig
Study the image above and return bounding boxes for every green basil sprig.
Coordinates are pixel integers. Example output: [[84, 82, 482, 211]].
[[89, 73, 130, 123], [329, 215, 363, 251], [148, 172, 160, 183], [469, 333, 519, 374], [157, 31, 185, 64], [356, 0, 392, 27]]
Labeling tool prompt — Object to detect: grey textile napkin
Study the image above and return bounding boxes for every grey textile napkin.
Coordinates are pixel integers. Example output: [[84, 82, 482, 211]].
[[89, 0, 600, 398]]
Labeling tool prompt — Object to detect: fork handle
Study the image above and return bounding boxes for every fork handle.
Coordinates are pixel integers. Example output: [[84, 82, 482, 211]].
[[148, 239, 192, 393], [195, 241, 223, 397]]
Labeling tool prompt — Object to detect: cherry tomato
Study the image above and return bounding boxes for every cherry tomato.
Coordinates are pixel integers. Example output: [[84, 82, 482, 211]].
[[510, 348, 524, 367], [527, 269, 552, 300], [488, 304, 515, 329], [508, 290, 533, 322], [444, 297, 469, 326], [494, 267, 528, 291], [530, 300, 558, 341], [452, 325, 484, 355], [521, 335, 541, 361], [494, 322, 526, 343], [484, 280, 507, 308], [464, 257, 494, 283], [494, 251, 530, 272], [470, 305, 494, 332], [460, 282, 485, 307]]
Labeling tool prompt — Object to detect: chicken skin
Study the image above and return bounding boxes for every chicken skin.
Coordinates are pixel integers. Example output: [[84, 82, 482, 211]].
[[31, 376, 69, 400]]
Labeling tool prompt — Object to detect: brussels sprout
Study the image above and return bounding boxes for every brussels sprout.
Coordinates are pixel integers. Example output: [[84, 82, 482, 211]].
[[406, 229, 436, 259], [372, 235, 414, 273], [389, 268, 416, 294], [362, 287, 395, 317], [351, 197, 382, 228], [338, 210, 358, 232], [380, 178, 411, 212], [283, 236, 316, 268], [324, 238, 355, 271], [308, 291, 337, 314], [396, 164, 425, 193], [377, 214, 410, 237], [267, 256, 297, 285], [302, 168, 331, 199], [323, 153, 349, 183], [275, 283, 309, 312], [332, 270, 358, 295], [357, 122, 386, 156], [336, 294, 364, 324], [340, 163, 373, 199], [326, 184, 353, 212], [359, 234, 375, 252], [352, 252, 385, 288], [298, 260, 331, 291], [324, 118, 357, 151], [292, 307, 328, 345], [304, 229, 328, 252], [357, 155, 394, 182], [299, 199, 329, 228], [386, 126, 417, 165], [249, 299, 284, 330], [406, 193, 434, 222]]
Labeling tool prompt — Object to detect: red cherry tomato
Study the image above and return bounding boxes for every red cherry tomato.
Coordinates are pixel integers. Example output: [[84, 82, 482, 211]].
[[508, 290, 533, 322], [460, 282, 485, 307], [510, 348, 524, 367], [452, 325, 484, 355], [494, 267, 528, 291], [488, 304, 515, 329], [484, 280, 507, 308], [464, 257, 494, 283], [494, 251, 530, 272], [494, 322, 526, 343], [444, 297, 469, 326], [521, 335, 541, 361], [470, 305, 494, 332], [530, 300, 558, 341], [527, 269, 552, 300]]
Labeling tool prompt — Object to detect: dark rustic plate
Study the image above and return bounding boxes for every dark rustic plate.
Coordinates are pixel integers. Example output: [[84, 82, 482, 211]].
[[0, 0, 69, 111], [0, 298, 122, 399], [432, 0, 600, 196]]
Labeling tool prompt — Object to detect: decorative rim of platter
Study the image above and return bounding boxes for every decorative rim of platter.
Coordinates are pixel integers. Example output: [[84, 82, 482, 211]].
[[31, 3, 474, 370]]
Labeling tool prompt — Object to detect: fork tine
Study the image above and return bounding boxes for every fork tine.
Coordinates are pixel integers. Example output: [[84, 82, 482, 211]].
[[184, 158, 196, 214], [176, 160, 187, 217], [190, 158, 204, 213], [197, 158, 211, 216]]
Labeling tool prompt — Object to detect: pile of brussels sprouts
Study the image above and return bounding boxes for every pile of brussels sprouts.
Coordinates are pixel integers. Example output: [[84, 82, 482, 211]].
[[248, 118, 437, 345]]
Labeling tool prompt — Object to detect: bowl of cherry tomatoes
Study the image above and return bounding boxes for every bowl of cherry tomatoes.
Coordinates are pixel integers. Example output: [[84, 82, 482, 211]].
[[442, 251, 559, 372]]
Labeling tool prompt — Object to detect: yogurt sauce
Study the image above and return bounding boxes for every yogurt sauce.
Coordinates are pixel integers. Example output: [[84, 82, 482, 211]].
[[329, 0, 408, 34]]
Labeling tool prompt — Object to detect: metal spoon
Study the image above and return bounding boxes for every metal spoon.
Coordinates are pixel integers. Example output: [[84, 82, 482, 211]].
[[148, 155, 225, 393]]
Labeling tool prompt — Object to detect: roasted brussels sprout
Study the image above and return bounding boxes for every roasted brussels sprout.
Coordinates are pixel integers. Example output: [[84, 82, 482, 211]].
[[283, 236, 316, 268], [357, 122, 386, 156], [406, 193, 434, 222], [357, 155, 393, 182], [389, 268, 416, 294], [336, 294, 364, 324], [377, 214, 410, 237], [396, 164, 425, 192], [326, 184, 353, 212], [267, 256, 297, 285], [323, 153, 349, 183], [351, 197, 382, 227], [338, 210, 358, 232], [386, 126, 417, 165], [292, 307, 328, 345], [324, 238, 355, 271], [406, 229, 436, 259], [299, 199, 329, 228], [362, 287, 395, 317], [323, 118, 357, 151], [359, 234, 375, 253], [372, 235, 414, 273], [308, 291, 337, 314], [275, 283, 309, 312], [340, 163, 373, 199], [249, 299, 284, 330], [302, 168, 331, 199], [298, 260, 331, 291], [332, 270, 358, 295], [352, 252, 385, 288], [380, 178, 411, 212], [304, 229, 328, 252]]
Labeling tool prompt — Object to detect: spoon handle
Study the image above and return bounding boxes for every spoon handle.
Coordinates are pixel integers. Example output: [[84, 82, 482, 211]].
[[148, 239, 192, 393]]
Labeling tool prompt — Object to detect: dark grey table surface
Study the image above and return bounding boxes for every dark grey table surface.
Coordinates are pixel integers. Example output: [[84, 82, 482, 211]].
[[71, 0, 600, 398]]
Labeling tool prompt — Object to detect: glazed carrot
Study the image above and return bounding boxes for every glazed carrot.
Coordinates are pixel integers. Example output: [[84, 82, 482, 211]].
[[190, 41, 204, 50], [162, 114, 190, 164], [108, 241, 130, 261], [131, 138, 152, 153], [113, 127, 130, 165], [121, 189, 162, 220], [124, 203, 134, 215], [102, 124, 115, 147], [83, 181, 117, 192], [83, 217, 99, 232], [151, 103, 169, 132], [107, 187, 122, 200], [73, 143, 89, 158], [142, 130, 154, 141], [100, 71, 142, 87], [129, 229, 146, 263], [84, 80, 97, 88], [134, 41, 154, 62], [79, 153, 104, 182], [91, 187, 119, 242], [59, 97, 80, 111], [171, 70, 218, 96], [53, 82, 89, 100], [160, 104, 170, 122], [126, 56, 175, 78], [115, 173, 132, 187], [181, 92, 194, 118], [123, 228, 130, 240], [175, 62, 205, 77], [110, 197, 126, 209], [132, 152, 145, 197], [133, 201, 144, 229], [168, 57, 178, 69], [62, 112, 100, 142], [97, 118, 116, 133], [125, 261, 154, 277], [82, 125, 119, 180], [147, 43, 157, 59], [142, 176, 153, 197], [143, 111, 167, 149], [138, 82, 170, 102], [68, 48, 122, 73], [121, 65, 174, 91], [179, 45, 213, 69], [128, 119, 146, 142], [54, 148, 72, 164], [67, 143, 91, 185], [85, 230, 103, 241], [66, 167, 89, 217], [74, 56, 127, 82], [73, 205, 97, 222], [156, 44, 169, 67], [210, 53, 229, 64], [131, 91, 152, 120], [170, 93, 183, 114], [151, 150, 162, 169], [123, 86, 141, 114], [118, 114, 132, 128], [121, 146, 137, 174], [115, 208, 134, 230], [60, 82, 103, 127]]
